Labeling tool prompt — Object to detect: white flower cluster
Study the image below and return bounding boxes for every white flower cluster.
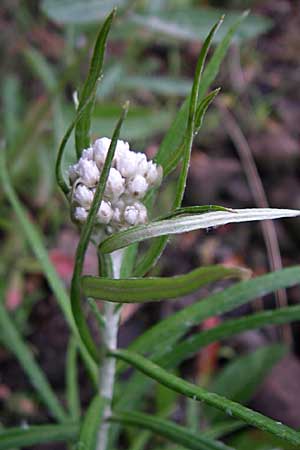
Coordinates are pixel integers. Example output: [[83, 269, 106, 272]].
[[68, 137, 163, 235]]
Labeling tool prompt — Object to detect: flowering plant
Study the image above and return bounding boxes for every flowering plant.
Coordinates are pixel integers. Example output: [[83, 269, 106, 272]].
[[1, 7, 300, 450]]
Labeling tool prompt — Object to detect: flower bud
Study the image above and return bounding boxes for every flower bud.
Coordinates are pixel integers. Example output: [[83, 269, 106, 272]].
[[127, 174, 148, 199], [135, 152, 148, 176], [77, 159, 100, 187], [97, 201, 113, 224], [105, 168, 125, 201], [74, 207, 88, 223], [116, 149, 137, 178], [73, 184, 94, 208], [124, 205, 139, 225], [81, 147, 94, 160], [68, 163, 79, 183], [146, 161, 163, 187], [134, 201, 148, 224], [93, 137, 110, 168]]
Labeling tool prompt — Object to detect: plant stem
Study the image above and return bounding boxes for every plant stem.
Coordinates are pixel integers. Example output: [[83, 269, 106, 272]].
[[97, 250, 123, 450]]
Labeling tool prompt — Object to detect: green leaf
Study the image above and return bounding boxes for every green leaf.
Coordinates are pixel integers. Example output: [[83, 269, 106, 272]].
[[82, 265, 249, 303], [100, 208, 300, 254], [174, 16, 223, 208], [0, 423, 78, 450], [166, 304, 300, 369], [75, 9, 116, 155], [111, 410, 234, 450], [24, 47, 57, 92], [0, 150, 98, 386], [0, 287, 67, 423], [77, 396, 105, 450], [71, 102, 129, 363], [110, 349, 300, 447], [42, 0, 125, 24], [205, 345, 286, 423], [66, 337, 81, 421]]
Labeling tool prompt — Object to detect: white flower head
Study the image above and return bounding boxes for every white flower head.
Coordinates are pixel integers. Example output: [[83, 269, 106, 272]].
[[69, 137, 162, 235], [73, 184, 94, 208]]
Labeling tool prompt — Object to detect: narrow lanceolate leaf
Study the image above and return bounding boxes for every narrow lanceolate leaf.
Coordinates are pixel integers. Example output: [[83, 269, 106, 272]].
[[0, 289, 67, 423], [0, 150, 98, 385], [166, 304, 300, 368], [77, 396, 105, 450], [110, 349, 300, 447], [0, 423, 78, 450], [75, 9, 116, 155], [100, 208, 300, 253], [81, 265, 249, 303], [71, 103, 129, 363], [111, 410, 234, 450], [174, 15, 223, 208]]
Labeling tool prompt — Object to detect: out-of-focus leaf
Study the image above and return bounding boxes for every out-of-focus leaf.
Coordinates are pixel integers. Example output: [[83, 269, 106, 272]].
[[2, 75, 21, 147], [121, 75, 192, 97], [0, 423, 78, 450], [111, 410, 234, 450], [130, 8, 272, 44], [82, 265, 249, 303], [66, 337, 81, 420], [24, 47, 57, 91], [42, 0, 125, 24], [0, 285, 67, 423], [205, 345, 286, 423], [77, 396, 105, 450], [92, 103, 172, 141], [100, 208, 300, 254], [0, 150, 98, 384]]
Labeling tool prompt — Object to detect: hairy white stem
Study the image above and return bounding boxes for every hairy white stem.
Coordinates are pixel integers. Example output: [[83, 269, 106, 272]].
[[97, 250, 123, 450]]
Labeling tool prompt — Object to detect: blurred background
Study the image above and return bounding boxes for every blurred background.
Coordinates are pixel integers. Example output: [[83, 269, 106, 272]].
[[1, 0, 300, 448]]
